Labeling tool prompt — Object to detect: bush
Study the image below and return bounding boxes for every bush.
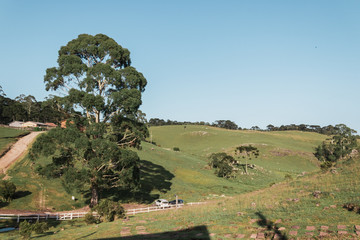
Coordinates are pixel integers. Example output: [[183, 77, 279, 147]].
[[0, 180, 16, 202], [18, 220, 49, 239], [95, 199, 125, 222], [320, 161, 333, 171], [32, 221, 49, 234], [284, 174, 293, 181], [84, 212, 99, 224], [19, 221, 32, 239], [173, 147, 180, 151]]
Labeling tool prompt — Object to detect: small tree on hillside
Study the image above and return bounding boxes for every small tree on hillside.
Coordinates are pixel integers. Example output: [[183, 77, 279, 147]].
[[208, 153, 237, 178], [235, 145, 259, 174], [314, 124, 358, 170], [0, 180, 16, 202]]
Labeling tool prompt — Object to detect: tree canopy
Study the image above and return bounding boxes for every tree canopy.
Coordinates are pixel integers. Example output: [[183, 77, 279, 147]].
[[44, 33, 146, 126], [314, 124, 358, 169]]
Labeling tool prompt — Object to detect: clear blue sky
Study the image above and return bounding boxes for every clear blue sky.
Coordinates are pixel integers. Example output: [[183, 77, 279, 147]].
[[1, 0, 359, 132]]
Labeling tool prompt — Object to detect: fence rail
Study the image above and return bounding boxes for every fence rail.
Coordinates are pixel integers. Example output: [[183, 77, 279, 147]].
[[0, 202, 206, 221], [0, 212, 98, 222]]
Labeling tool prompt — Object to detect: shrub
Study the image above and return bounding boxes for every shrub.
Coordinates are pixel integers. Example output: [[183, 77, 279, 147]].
[[95, 199, 125, 222], [173, 147, 180, 151], [84, 212, 98, 224], [19, 221, 32, 239], [0, 180, 16, 202], [284, 174, 293, 181], [32, 221, 49, 234], [320, 161, 333, 171]]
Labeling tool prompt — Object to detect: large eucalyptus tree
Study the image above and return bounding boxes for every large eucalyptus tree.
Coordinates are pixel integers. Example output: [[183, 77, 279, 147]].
[[31, 34, 148, 206]]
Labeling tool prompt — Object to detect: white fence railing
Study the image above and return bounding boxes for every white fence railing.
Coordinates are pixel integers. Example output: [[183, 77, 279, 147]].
[[0, 202, 206, 221], [126, 202, 206, 215], [0, 212, 99, 222]]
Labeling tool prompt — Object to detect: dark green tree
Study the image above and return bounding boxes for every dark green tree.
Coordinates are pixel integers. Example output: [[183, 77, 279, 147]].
[[235, 145, 259, 174], [30, 34, 148, 206], [0, 180, 16, 202], [314, 124, 357, 169], [208, 152, 237, 178]]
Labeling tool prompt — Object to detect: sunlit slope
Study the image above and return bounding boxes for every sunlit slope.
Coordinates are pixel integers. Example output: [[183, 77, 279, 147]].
[[136, 126, 327, 201], [137, 142, 285, 202], [0, 127, 28, 155], [148, 125, 326, 174]]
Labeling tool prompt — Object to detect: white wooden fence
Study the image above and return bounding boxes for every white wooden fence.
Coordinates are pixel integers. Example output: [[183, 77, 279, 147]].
[[0, 202, 206, 222], [0, 212, 98, 222], [126, 202, 206, 215]]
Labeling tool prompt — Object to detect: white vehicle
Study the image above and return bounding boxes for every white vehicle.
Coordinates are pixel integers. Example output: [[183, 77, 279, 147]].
[[154, 199, 169, 208]]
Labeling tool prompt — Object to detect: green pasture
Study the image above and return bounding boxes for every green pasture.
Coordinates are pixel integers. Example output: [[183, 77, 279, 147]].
[[0, 127, 29, 155], [3, 154, 87, 211], [3, 157, 360, 239], [2, 125, 327, 211]]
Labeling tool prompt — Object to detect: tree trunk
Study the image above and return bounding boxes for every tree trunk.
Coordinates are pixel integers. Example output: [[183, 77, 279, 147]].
[[90, 185, 99, 207]]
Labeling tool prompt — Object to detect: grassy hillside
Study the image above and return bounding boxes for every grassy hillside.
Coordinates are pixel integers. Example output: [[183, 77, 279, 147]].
[[0, 127, 29, 155], [1, 125, 327, 211], [3, 156, 359, 239], [135, 125, 326, 202], [3, 154, 87, 211]]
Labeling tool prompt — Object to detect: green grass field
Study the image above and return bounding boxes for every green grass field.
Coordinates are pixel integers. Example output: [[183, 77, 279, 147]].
[[0, 127, 29, 155], [2, 126, 327, 210], [3, 157, 359, 239]]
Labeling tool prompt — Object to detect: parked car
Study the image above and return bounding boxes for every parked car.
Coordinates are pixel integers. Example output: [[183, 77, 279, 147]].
[[154, 199, 169, 208], [169, 199, 184, 205]]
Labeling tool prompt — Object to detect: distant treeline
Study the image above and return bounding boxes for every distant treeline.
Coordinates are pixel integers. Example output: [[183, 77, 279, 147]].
[[0, 86, 67, 124], [148, 118, 354, 136]]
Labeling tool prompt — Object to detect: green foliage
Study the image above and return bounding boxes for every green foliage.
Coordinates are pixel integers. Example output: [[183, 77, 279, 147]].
[[320, 161, 333, 171], [30, 33, 149, 207], [84, 212, 99, 224], [32, 221, 49, 234], [208, 153, 236, 178], [284, 174, 293, 181], [235, 145, 259, 174], [213, 120, 238, 130], [19, 221, 32, 239], [173, 147, 180, 151], [95, 199, 125, 222], [0, 180, 16, 202], [314, 124, 358, 168], [18, 220, 49, 239], [30, 126, 141, 206]]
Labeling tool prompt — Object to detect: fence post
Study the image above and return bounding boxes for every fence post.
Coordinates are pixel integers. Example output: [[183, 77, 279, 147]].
[[56, 214, 59, 220], [17, 215, 20, 223], [37, 215, 40, 221], [70, 213, 73, 220], [148, 207, 150, 213]]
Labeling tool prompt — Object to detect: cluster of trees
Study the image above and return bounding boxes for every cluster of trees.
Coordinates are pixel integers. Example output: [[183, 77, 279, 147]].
[[265, 124, 351, 135], [148, 118, 239, 130], [148, 118, 356, 137], [30, 34, 148, 207], [0, 87, 67, 124], [314, 124, 358, 170], [148, 118, 211, 126], [208, 145, 259, 178]]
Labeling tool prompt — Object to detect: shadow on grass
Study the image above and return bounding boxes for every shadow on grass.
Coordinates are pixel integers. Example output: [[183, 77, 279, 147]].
[[0, 201, 9, 208], [256, 212, 288, 240], [14, 190, 32, 200], [97, 225, 210, 240], [97, 160, 174, 204]]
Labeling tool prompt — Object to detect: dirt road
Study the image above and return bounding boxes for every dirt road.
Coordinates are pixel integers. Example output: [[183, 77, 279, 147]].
[[0, 131, 43, 175]]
